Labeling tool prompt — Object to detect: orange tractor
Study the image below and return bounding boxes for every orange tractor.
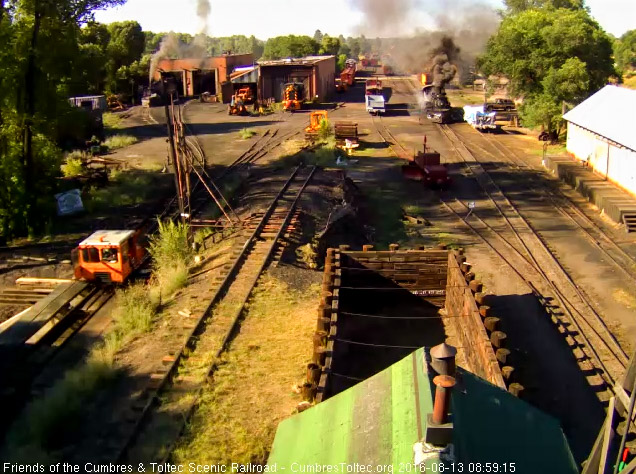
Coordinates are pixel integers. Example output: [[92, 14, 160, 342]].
[[282, 82, 303, 112], [235, 86, 254, 104], [305, 110, 328, 140], [73, 229, 147, 283], [228, 94, 248, 115]]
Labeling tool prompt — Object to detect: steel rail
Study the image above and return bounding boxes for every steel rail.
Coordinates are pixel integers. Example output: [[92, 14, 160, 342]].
[[114, 166, 316, 464], [438, 123, 628, 387]]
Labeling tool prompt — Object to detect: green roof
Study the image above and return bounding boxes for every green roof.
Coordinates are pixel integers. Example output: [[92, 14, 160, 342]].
[[267, 348, 577, 474]]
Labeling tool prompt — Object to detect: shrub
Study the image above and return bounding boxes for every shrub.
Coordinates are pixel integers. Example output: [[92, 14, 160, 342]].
[[318, 118, 332, 139], [148, 220, 193, 267], [102, 112, 122, 130], [61, 151, 86, 177], [238, 128, 257, 140], [104, 134, 137, 150]]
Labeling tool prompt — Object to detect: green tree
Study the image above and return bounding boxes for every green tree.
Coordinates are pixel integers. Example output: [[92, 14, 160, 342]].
[[313, 29, 323, 43], [337, 35, 350, 57], [0, 0, 124, 238], [319, 35, 340, 55], [262, 35, 318, 59], [503, 0, 585, 14], [347, 37, 361, 58], [105, 21, 145, 94], [478, 7, 615, 135], [614, 30, 636, 75]]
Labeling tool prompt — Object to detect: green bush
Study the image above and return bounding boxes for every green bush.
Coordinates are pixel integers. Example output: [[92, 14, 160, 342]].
[[60, 152, 86, 177], [148, 220, 193, 267], [102, 112, 122, 130], [238, 128, 257, 140], [318, 118, 332, 139], [103, 134, 137, 150]]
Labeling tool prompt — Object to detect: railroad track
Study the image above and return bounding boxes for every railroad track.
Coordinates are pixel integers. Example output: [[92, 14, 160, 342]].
[[0, 103, 301, 432], [370, 113, 410, 159], [477, 130, 636, 285], [70, 165, 315, 464], [438, 123, 628, 395]]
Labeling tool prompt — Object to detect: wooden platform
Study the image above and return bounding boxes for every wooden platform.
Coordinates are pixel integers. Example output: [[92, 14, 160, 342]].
[[544, 155, 636, 230]]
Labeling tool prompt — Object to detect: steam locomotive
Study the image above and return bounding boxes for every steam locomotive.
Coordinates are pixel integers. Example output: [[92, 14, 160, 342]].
[[420, 54, 456, 124], [421, 85, 452, 124]]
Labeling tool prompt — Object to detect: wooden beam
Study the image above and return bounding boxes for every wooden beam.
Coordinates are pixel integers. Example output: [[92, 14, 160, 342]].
[[598, 397, 616, 474], [16, 277, 73, 286]]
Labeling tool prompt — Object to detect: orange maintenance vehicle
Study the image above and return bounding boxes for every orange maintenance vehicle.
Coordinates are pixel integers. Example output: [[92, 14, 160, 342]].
[[305, 110, 328, 140], [282, 83, 303, 112], [73, 230, 146, 283]]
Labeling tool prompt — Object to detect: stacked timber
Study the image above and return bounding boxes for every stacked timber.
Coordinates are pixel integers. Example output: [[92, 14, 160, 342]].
[[446, 250, 523, 397]]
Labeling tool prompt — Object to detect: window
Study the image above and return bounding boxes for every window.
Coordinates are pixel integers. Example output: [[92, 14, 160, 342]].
[[101, 248, 118, 264], [81, 247, 100, 263]]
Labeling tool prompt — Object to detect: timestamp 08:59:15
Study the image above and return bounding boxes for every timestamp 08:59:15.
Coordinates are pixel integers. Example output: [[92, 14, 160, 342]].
[[400, 462, 516, 473]]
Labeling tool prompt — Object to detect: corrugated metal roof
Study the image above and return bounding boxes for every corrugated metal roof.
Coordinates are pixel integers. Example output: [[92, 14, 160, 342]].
[[267, 348, 577, 473], [563, 85, 636, 152], [258, 55, 335, 67], [230, 66, 258, 83]]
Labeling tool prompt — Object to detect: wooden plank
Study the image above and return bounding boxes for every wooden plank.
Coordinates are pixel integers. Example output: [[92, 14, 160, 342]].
[[0, 281, 88, 345], [598, 397, 616, 474], [16, 277, 73, 286]]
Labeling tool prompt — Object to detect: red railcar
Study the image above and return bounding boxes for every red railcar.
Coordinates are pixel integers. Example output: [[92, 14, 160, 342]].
[[340, 66, 356, 87]]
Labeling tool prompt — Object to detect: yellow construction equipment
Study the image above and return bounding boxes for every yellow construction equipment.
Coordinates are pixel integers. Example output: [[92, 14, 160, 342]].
[[305, 110, 328, 141], [235, 87, 254, 104], [228, 95, 248, 115]]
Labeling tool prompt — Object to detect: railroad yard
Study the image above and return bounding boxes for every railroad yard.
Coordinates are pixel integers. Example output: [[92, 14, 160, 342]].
[[1, 7, 636, 471]]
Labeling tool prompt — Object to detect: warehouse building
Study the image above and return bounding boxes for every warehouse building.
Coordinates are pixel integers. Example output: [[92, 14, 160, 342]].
[[256, 55, 336, 102], [563, 85, 636, 196], [153, 53, 253, 102]]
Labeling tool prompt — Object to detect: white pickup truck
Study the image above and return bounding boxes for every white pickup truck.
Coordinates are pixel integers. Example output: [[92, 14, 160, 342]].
[[366, 93, 385, 115]]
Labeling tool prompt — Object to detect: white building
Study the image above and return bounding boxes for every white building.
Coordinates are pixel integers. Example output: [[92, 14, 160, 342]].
[[563, 85, 636, 196]]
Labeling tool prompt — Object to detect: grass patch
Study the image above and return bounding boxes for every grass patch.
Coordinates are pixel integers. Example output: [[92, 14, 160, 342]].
[[238, 128, 257, 140], [102, 112, 122, 130], [363, 184, 408, 247], [613, 288, 636, 309], [530, 143, 567, 156], [85, 170, 160, 213], [148, 220, 194, 298], [4, 358, 117, 462], [104, 134, 137, 150], [623, 75, 636, 90], [172, 273, 318, 465], [318, 118, 332, 139], [61, 151, 87, 177]]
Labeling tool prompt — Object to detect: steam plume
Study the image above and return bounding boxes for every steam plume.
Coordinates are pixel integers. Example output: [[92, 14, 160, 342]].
[[197, 0, 211, 33], [347, 0, 499, 81], [149, 32, 208, 82]]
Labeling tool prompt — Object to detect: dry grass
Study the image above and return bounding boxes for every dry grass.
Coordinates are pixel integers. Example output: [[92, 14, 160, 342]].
[[613, 288, 636, 309], [172, 273, 319, 464], [280, 138, 305, 156], [104, 134, 138, 150]]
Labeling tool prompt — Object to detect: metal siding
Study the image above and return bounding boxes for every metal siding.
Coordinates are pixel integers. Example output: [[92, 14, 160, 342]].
[[567, 122, 636, 196]]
